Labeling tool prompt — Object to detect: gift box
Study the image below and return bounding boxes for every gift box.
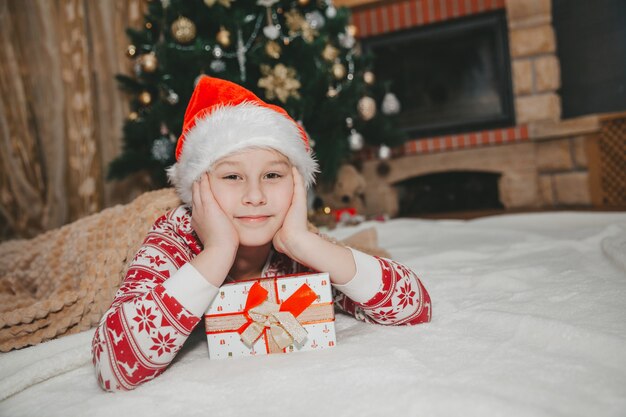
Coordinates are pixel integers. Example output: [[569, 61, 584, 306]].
[[204, 272, 336, 359]]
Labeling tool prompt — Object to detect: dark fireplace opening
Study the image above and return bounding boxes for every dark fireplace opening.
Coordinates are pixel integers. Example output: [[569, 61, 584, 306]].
[[363, 10, 515, 138], [395, 171, 504, 216]]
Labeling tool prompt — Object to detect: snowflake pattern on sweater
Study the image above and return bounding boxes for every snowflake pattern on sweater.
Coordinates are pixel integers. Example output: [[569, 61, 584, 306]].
[[92, 206, 431, 392]]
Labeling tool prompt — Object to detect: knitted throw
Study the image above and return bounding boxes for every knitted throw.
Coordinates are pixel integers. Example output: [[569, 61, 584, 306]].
[[0, 189, 181, 352]]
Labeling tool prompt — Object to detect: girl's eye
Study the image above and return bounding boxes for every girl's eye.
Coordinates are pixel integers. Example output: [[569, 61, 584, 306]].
[[223, 174, 241, 180], [265, 172, 282, 179]]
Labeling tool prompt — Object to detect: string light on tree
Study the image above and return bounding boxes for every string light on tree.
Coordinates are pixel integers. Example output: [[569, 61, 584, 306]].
[[138, 91, 152, 106], [126, 45, 137, 58], [139, 52, 158, 73]]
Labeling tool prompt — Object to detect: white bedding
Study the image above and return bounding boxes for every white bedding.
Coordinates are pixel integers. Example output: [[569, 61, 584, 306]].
[[1, 212, 625, 417]]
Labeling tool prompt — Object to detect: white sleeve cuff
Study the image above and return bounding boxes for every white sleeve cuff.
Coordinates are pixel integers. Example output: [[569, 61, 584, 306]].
[[161, 263, 220, 317], [331, 247, 383, 304]]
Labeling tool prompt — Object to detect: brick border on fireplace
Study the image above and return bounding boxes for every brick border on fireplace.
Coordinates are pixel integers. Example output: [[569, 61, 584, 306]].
[[352, 0, 506, 38]]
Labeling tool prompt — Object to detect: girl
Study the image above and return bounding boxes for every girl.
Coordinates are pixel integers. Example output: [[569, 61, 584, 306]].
[[92, 76, 431, 392]]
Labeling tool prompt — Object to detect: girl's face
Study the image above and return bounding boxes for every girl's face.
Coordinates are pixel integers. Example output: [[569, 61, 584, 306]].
[[209, 148, 294, 247]]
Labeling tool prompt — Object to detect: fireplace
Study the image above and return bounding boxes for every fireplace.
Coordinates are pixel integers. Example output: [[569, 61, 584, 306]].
[[342, 0, 608, 218], [396, 171, 503, 215], [363, 10, 515, 138]]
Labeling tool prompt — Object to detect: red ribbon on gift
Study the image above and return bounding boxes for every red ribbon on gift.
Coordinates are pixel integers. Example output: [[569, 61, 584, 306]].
[[237, 281, 317, 337]]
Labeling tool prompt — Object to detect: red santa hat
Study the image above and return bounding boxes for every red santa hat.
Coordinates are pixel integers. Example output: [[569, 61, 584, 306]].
[[167, 76, 318, 204]]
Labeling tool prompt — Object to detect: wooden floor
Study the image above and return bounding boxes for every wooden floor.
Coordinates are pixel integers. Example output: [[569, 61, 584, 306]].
[[408, 206, 626, 220]]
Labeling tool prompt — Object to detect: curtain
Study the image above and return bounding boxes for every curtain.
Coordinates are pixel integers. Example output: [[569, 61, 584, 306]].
[[0, 0, 148, 240]]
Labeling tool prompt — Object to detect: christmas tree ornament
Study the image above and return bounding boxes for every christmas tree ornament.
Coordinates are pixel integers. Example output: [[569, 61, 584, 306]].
[[326, 86, 338, 98], [171, 17, 196, 44], [138, 91, 152, 106], [322, 44, 339, 62], [210, 59, 226, 72], [160, 123, 169, 135], [378, 144, 391, 160], [265, 41, 282, 59], [204, 0, 234, 7], [305, 11, 325, 30], [258, 63, 301, 103], [348, 129, 364, 151], [345, 117, 354, 128], [166, 90, 179, 105], [161, 0, 170, 8], [325, 6, 337, 18], [216, 26, 231, 47], [212, 45, 223, 58], [338, 32, 355, 49], [297, 0, 310, 6], [128, 111, 139, 121], [235, 27, 248, 82], [285, 9, 317, 43], [151, 136, 174, 162], [263, 25, 280, 40], [257, 0, 279, 6], [382, 92, 401, 115], [347, 25, 357, 37], [126, 44, 137, 58], [363, 70, 375, 85], [357, 96, 376, 121], [140, 52, 158, 73], [332, 62, 346, 80]]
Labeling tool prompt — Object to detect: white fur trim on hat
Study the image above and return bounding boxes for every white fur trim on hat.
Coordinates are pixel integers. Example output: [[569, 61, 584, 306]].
[[167, 102, 318, 204]]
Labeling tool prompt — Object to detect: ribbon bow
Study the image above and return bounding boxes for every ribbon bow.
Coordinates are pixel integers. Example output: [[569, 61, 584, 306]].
[[237, 282, 317, 349]]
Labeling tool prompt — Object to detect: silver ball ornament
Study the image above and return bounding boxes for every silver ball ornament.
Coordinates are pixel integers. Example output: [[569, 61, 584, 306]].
[[378, 145, 391, 160], [348, 129, 364, 151], [382, 92, 401, 115]]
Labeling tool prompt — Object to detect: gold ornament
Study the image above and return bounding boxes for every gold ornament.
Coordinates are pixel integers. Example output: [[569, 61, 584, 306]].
[[128, 111, 139, 121], [347, 24, 357, 37], [297, 0, 310, 5], [126, 45, 137, 58], [204, 0, 233, 7], [138, 91, 152, 106], [216, 26, 231, 47], [258, 64, 301, 103], [327, 87, 338, 98], [357, 96, 376, 121], [171, 17, 196, 44], [363, 71, 375, 85], [332, 62, 346, 80], [285, 9, 317, 43], [265, 41, 282, 59], [322, 44, 339, 62], [140, 52, 158, 73]]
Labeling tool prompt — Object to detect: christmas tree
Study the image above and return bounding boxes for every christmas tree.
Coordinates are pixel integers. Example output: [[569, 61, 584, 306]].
[[108, 0, 405, 188]]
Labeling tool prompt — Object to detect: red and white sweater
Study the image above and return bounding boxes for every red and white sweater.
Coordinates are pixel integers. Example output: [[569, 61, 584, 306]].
[[92, 206, 431, 392]]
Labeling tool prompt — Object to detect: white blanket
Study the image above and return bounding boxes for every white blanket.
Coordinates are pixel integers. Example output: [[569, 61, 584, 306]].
[[1, 212, 626, 417]]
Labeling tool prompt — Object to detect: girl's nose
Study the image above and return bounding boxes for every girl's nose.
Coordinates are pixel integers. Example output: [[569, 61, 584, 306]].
[[242, 180, 266, 206]]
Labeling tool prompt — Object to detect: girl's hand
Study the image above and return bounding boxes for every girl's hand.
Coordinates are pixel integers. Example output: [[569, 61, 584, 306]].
[[191, 172, 239, 257], [273, 167, 315, 260]]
